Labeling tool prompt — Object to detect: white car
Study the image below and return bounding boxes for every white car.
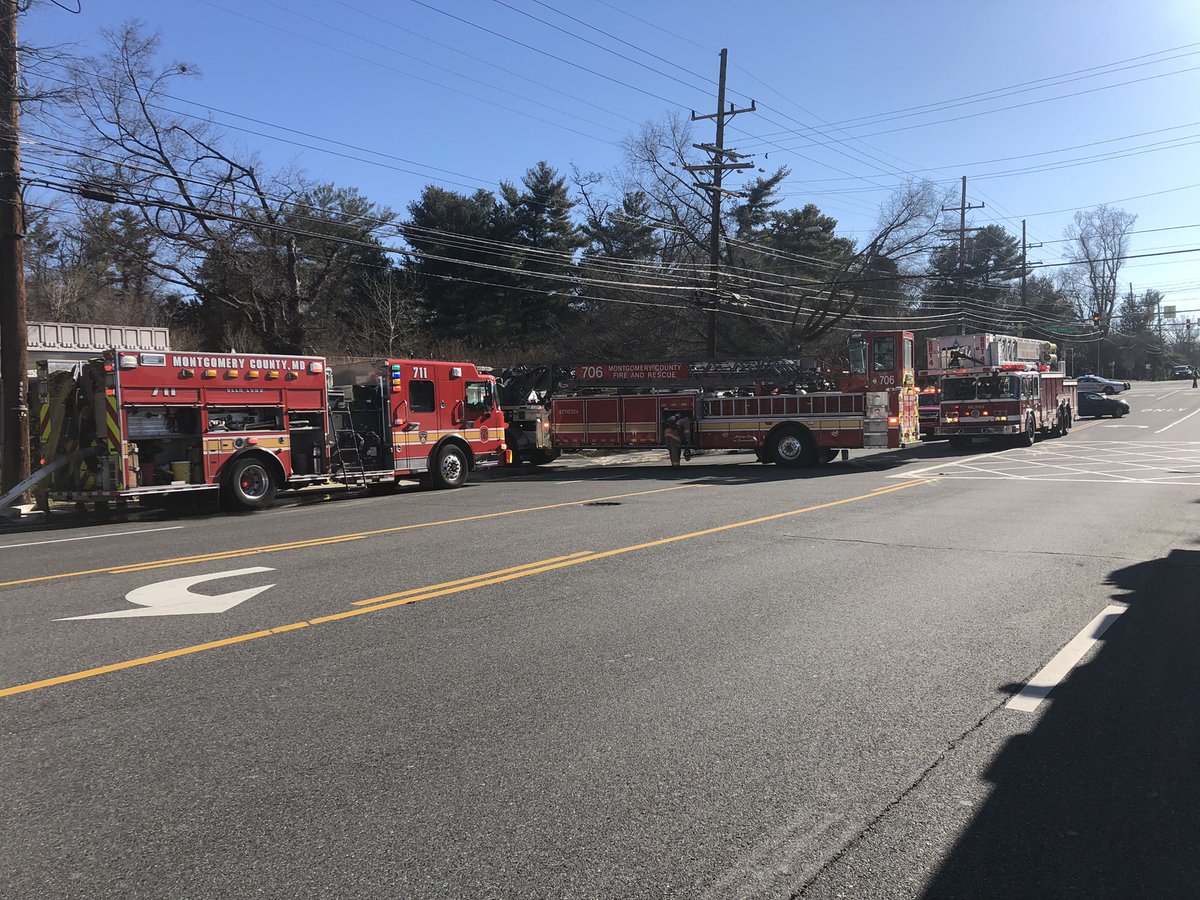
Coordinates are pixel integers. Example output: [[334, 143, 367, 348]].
[[1076, 374, 1130, 394]]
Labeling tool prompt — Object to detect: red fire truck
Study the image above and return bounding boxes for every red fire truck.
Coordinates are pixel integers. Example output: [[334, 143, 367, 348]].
[[547, 331, 920, 466], [34, 350, 506, 512], [925, 334, 1076, 448], [329, 359, 507, 490]]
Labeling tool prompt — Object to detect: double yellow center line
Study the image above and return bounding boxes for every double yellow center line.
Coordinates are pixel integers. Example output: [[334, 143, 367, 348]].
[[1, 479, 933, 699], [0, 486, 701, 588]]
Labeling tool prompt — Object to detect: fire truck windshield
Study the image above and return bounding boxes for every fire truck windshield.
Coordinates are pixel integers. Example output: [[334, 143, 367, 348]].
[[941, 376, 1019, 401], [848, 338, 867, 374]]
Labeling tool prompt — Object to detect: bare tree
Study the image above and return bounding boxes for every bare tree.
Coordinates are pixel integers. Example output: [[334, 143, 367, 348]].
[[342, 270, 420, 358], [1065, 204, 1136, 335], [56, 24, 394, 352], [771, 181, 943, 352]]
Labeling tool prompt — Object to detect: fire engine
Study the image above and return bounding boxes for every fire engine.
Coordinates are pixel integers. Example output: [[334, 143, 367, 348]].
[[924, 334, 1076, 449], [329, 359, 506, 490], [33, 350, 506, 512], [518, 331, 919, 466]]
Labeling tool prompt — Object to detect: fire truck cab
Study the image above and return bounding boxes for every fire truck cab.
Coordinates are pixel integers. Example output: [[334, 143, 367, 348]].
[[329, 359, 507, 489], [926, 334, 1076, 448]]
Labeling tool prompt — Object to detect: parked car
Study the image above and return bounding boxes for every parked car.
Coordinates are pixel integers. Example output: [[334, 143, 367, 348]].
[[1076, 374, 1130, 394], [1077, 390, 1130, 418], [1172, 365, 1194, 379]]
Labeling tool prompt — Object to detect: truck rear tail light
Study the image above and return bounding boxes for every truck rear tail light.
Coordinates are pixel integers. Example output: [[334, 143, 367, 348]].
[[887, 416, 899, 425]]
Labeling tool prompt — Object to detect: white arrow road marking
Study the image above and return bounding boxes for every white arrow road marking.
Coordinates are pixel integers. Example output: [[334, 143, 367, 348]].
[[1102, 423, 1149, 428], [57, 567, 276, 620]]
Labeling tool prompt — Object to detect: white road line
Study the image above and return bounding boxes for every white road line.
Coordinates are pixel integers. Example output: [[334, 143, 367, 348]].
[[0, 525, 184, 550], [1155, 406, 1200, 434], [1006, 604, 1128, 713]]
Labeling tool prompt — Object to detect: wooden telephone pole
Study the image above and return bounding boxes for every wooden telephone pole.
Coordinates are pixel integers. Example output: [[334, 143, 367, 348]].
[[0, 0, 29, 495], [941, 176, 984, 335], [1017, 219, 1041, 337], [684, 49, 755, 359]]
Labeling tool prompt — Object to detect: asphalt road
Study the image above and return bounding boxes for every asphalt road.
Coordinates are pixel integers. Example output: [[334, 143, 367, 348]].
[[3, 381, 1200, 899]]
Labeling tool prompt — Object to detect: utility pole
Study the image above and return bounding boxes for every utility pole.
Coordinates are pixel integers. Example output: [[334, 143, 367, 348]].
[[0, 0, 28, 496], [685, 48, 755, 359], [941, 175, 984, 335], [1017, 219, 1041, 338]]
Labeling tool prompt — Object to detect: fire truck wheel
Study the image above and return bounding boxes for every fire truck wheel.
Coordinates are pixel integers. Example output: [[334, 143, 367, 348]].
[[222, 456, 277, 510], [769, 426, 815, 467], [432, 444, 469, 489], [1019, 416, 1036, 447]]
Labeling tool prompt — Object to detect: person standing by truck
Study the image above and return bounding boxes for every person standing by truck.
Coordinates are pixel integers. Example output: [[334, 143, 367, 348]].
[[662, 411, 693, 467]]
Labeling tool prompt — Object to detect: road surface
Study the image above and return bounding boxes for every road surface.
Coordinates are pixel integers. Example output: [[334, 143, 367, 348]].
[[3, 381, 1199, 898]]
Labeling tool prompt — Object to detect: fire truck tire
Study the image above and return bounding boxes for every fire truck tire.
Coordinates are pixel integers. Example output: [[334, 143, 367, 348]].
[[431, 444, 469, 489], [768, 425, 816, 467], [1019, 415, 1036, 447], [221, 456, 277, 511]]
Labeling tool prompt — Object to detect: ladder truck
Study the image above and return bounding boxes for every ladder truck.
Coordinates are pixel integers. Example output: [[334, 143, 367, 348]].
[[508, 331, 920, 467], [924, 334, 1077, 449]]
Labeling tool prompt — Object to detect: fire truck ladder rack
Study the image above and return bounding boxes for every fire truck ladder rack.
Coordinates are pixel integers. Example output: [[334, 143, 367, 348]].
[[495, 358, 830, 400], [331, 430, 367, 487]]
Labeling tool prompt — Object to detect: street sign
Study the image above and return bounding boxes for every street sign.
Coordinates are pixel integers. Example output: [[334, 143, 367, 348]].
[[1163, 306, 1176, 319]]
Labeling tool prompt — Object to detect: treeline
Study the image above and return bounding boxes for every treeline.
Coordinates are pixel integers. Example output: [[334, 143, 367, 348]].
[[20, 22, 1196, 376]]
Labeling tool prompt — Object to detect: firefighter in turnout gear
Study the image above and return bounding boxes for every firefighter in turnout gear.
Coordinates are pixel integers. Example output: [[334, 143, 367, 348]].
[[663, 411, 693, 467]]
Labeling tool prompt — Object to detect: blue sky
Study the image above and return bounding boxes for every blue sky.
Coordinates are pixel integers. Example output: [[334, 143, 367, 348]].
[[23, 0, 1200, 323]]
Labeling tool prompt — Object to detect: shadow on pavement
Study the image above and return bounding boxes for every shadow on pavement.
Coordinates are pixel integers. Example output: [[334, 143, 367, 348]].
[[920, 548, 1200, 899]]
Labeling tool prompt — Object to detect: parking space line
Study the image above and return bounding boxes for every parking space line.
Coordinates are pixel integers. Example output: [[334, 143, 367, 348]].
[[0, 526, 183, 550], [1006, 604, 1127, 713], [1155, 406, 1200, 434]]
